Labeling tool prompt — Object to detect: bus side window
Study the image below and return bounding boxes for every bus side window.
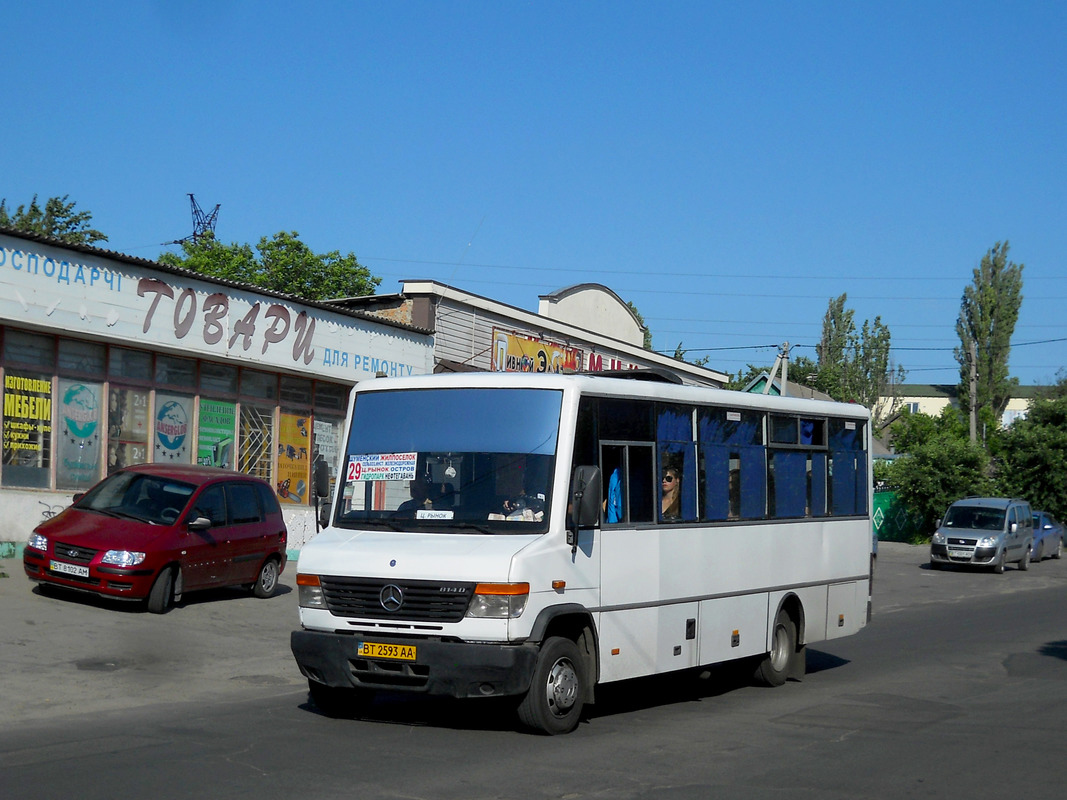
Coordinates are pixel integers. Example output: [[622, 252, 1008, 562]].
[[599, 442, 655, 524], [628, 445, 655, 522]]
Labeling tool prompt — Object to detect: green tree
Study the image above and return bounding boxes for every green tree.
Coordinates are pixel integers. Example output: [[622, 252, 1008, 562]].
[[159, 231, 380, 301], [890, 433, 991, 537], [889, 406, 967, 454], [0, 194, 107, 245], [955, 241, 1023, 425], [813, 294, 905, 429], [814, 294, 854, 398], [996, 377, 1067, 520]]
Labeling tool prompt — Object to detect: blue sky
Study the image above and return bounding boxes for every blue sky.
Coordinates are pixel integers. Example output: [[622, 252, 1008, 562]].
[[3, 1, 1064, 385]]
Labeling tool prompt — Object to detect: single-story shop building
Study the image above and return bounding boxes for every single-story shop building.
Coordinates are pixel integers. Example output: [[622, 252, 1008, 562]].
[[0, 227, 433, 551]]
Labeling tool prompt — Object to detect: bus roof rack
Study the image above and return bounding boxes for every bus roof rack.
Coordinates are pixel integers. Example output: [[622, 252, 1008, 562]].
[[585, 367, 684, 384]]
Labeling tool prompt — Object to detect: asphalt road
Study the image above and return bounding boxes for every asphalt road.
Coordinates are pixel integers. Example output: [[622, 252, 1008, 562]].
[[1, 543, 1066, 800]]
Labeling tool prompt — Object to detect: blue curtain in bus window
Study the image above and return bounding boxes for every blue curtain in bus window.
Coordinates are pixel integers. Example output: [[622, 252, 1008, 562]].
[[810, 452, 827, 516], [657, 407, 696, 521], [773, 451, 807, 518], [740, 447, 766, 519], [699, 412, 760, 446], [702, 446, 729, 520], [800, 419, 815, 445], [832, 451, 857, 515], [854, 449, 868, 513], [829, 422, 863, 516]]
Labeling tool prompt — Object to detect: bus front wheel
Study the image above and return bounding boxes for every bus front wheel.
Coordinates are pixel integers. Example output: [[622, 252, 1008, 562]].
[[754, 609, 797, 687], [517, 636, 584, 735]]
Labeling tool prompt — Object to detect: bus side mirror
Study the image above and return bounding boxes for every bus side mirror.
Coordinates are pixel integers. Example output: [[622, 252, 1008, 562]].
[[313, 459, 331, 498], [313, 458, 332, 533], [568, 465, 602, 550]]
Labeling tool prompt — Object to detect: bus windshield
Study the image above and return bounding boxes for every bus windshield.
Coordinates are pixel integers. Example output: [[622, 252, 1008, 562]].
[[333, 387, 562, 534]]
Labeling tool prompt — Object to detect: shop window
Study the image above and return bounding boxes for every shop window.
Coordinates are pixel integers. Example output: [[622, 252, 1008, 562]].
[[108, 386, 150, 472], [201, 362, 238, 396], [314, 382, 349, 414], [196, 398, 237, 469], [278, 412, 311, 503], [239, 404, 274, 484], [241, 369, 277, 401], [2, 370, 53, 488], [58, 340, 105, 377], [153, 393, 194, 464], [156, 354, 196, 388], [312, 415, 343, 500], [3, 329, 55, 369], [109, 347, 153, 382], [281, 376, 312, 409], [56, 378, 103, 490]]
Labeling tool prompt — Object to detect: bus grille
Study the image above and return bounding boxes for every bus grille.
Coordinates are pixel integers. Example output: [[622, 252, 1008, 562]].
[[319, 576, 475, 622]]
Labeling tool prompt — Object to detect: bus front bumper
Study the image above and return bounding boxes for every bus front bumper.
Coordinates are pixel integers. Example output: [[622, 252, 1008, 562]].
[[290, 629, 539, 699]]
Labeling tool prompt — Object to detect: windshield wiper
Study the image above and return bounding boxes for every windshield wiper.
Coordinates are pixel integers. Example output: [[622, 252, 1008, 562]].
[[443, 521, 495, 535]]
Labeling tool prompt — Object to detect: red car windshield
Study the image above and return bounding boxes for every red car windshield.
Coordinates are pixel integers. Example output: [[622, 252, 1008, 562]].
[[77, 471, 197, 526]]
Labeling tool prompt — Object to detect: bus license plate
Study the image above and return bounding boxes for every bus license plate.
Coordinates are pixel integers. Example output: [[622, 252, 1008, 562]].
[[50, 560, 90, 578], [358, 641, 417, 661]]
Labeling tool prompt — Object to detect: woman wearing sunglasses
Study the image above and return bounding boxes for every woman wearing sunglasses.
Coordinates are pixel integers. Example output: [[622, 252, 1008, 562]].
[[661, 466, 682, 521]]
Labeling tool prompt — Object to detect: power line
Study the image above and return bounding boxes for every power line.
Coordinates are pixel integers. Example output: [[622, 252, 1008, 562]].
[[366, 256, 1067, 284]]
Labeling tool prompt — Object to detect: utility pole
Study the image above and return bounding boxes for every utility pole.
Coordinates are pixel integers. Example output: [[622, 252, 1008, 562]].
[[968, 339, 978, 443], [763, 342, 790, 397]]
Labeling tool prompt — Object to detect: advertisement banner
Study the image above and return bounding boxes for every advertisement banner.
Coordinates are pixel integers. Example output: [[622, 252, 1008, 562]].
[[107, 387, 149, 472], [197, 399, 236, 469], [277, 413, 310, 504], [57, 379, 102, 490], [153, 393, 193, 464], [491, 329, 582, 373], [2, 373, 53, 487]]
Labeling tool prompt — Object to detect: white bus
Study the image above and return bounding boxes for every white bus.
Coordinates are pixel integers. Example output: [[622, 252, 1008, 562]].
[[291, 371, 872, 734]]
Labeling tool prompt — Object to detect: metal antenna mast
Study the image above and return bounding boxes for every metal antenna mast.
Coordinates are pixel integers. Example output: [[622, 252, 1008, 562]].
[[166, 193, 220, 246]]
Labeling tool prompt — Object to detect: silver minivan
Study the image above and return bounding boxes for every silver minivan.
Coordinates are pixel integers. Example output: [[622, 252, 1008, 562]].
[[929, 497, 1034, 573]]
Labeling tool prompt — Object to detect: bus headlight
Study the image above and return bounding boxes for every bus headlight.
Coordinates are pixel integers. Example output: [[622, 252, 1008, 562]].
[[467, 583, 529, 619], [296, 573, 326, 608]]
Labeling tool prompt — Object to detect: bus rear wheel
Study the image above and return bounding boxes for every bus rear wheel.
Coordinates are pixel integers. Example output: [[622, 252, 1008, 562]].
[[754, 609, 796, 687], [517, 636, 584, 735]]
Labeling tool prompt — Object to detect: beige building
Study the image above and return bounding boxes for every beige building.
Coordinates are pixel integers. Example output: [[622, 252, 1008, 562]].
[[893, 384, 1041, 427]]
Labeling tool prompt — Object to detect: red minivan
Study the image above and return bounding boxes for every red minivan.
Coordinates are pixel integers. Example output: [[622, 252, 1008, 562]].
[[23, 463, 288, 613]]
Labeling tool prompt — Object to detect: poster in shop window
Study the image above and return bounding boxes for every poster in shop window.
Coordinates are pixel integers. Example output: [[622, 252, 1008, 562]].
[[197, 399, 236, 468], [277, 412, 310, 503], [57, 379, 102, 490], [153, 393, 193, 463], [107, 387, 149, 472], [2, 373, 53, 488]]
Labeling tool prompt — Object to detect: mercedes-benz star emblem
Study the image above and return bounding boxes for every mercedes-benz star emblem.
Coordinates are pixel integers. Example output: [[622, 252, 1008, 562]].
[[379, 584, 404, 612]]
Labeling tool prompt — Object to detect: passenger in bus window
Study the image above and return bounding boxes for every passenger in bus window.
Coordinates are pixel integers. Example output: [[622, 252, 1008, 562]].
[[661, 466, 682, 521]]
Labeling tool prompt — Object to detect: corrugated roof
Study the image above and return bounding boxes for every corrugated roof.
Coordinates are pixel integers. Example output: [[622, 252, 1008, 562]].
[[0, 225, 432, 336]]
